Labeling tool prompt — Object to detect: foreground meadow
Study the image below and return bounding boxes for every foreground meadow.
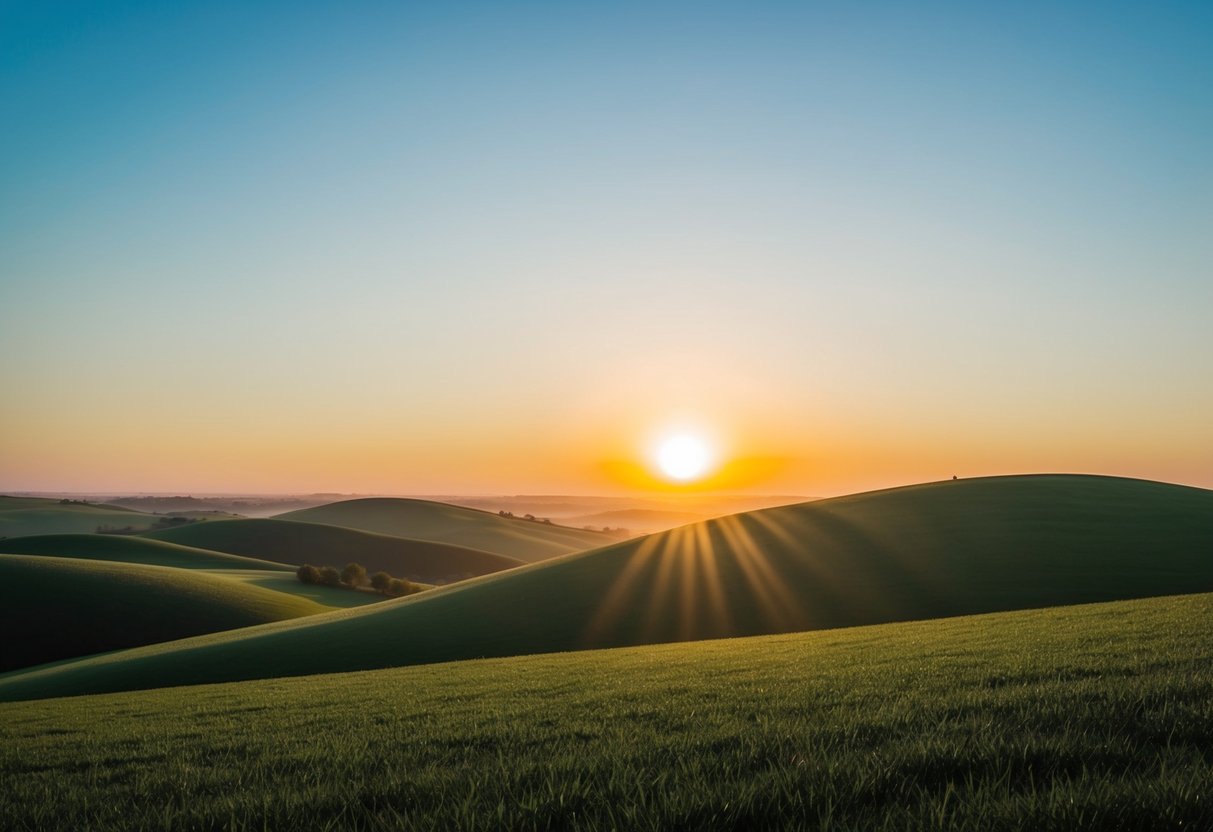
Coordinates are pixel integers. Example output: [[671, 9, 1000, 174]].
[[2, 592, 1211, 831]]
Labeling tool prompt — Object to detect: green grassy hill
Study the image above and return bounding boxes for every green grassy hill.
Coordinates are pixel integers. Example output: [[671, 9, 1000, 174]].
[[144, 518, 524, 582], [206, 569, 389, 609], [0, 555, 328, 673], [275, 498, 609, 561], [0, 533, 291, 571], [2, 474, 1209, 702], [1, 592, 1210, 831], [0, 495, 160, 537]]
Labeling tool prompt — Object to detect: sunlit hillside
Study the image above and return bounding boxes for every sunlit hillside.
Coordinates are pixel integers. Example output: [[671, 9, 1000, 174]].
[[2, 592, 1210, 830]]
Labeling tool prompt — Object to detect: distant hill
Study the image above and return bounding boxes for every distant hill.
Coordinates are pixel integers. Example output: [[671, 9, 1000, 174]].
[[564, 508, 705, 533], [3, 474, 1211, 701], [0, 496, 160, 537], [0, 554, 327, 673], [274, 498, 608, 562], [0, 533, 291, 571], [144, 518, 523, 582]]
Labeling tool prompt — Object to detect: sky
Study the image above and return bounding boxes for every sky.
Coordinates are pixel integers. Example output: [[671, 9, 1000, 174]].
[[1, 1, 1211, 496]]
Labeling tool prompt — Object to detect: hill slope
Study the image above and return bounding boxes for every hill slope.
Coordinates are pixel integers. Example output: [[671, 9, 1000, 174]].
[[563, 508, 705, 533], [0, 496, 160, 537], [275, 498, 608, 561], [1, 593, 1211, 831], [0, 555, 328, 673], [144, 518, 523, 582], [0, 533, 291, 571], [2, 474, 1210, 701]]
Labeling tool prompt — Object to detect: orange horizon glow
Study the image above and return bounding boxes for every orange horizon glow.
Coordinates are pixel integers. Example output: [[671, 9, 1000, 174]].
[[2, 402, 1211, 497]]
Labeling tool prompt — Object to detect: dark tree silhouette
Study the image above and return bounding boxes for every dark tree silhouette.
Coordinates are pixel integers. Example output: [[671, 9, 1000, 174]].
[[370, 571, 392, 594], [341, 562, 367, 587]]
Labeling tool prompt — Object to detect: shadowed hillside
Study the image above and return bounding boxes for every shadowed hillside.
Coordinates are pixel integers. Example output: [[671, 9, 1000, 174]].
[[3, 475, 1210, 701], [275, 498, 608, 561], [144, 519, 523, 582], [0, 534, 291, 571], [0, 555, 328, 673]]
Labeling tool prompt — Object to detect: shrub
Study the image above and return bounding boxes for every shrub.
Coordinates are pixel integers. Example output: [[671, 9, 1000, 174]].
[[318, 566, 341, 587], [341, 562, 367, 587], [296, 564, 320, 585], [386, 578, 415, 598], [370, 571, 392, 594]]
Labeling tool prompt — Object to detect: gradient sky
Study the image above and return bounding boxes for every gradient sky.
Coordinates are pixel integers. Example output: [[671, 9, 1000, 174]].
[[2, 1, 1211, 496]]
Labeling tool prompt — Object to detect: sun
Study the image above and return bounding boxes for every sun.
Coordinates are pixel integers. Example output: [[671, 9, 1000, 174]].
[[656, 435, 712, 482]]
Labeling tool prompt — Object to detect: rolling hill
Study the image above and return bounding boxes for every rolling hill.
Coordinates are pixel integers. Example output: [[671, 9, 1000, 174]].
[[1, 592, 1211, 830], [0, 554, 328, 673], [563, 508, 706, 533], [274, 498, 609, 561], [144, 518, 524, 582], [0, 496, 161, 537], [206, 569, 390, 609], [2, 474, 1209, 701], [0, 533, 291, 571]]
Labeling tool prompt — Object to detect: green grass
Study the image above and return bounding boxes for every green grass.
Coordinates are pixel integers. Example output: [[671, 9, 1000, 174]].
[[276, 497, 610, 561], [0, 495, 159, 537], [208, 569, 387, 609], [0, 592, 1210, 831], [145, 518, 523, 582], [0, 554, 330, 673], [4, 474, 1208, 703], [0, 533, 292, 571]]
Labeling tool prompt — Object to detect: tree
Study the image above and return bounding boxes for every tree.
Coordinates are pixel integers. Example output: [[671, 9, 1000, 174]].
[[386, 578, 414, 597], [297, 564, 320, 585], [370, 571, 392, 594], [318, 566, 341, 587], [341, 562, 367, 587]]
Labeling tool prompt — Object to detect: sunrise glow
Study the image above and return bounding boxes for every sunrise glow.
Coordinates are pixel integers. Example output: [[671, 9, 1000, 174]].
[[655, 435, 714, 483]]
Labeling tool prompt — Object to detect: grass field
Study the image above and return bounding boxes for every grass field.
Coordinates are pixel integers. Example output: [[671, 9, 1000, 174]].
[[0, 495, 160, 537], [208, 569, 390, 609], [145, 518, 523, 582], [276, 497, 610, 561], [0, 555, 329, 672], [0, 533, 291, 571], [4, 474, 1207, 702], [1, 592, 1210, 831]]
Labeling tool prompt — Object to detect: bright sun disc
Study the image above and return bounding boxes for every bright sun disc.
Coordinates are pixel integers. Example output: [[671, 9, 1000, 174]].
[[657, 435, 711, 481]]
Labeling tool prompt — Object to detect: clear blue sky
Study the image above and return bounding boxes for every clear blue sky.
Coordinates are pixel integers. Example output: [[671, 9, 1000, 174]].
[[1, 1, 1210, 494]]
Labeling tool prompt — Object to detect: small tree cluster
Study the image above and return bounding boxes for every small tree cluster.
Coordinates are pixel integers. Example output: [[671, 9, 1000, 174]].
[[369, 570, 421, 597], [297, 562, 423, 598], [297, 564, 344, 587]]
